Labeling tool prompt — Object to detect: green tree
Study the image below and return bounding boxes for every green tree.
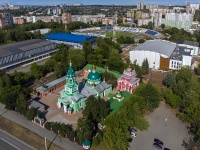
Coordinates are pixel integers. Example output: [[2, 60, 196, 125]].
[[141, 58, 149, 75], [76, 117, 93, 144], [26, 108, 36, 120], [15, 93, 28, 114], [135, 83, 161, 111], [163, 71, 176, 87], [161, 24, 165, 29], [83, 41, 93, 59], [82, 95, 109, 123], [68, 50, 85, 70]]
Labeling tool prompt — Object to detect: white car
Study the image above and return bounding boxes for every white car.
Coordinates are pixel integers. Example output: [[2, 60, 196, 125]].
[[130, 128, 137, 137]]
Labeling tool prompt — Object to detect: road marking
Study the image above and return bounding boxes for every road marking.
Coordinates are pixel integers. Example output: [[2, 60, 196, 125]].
[[1, 138, 21, 150]]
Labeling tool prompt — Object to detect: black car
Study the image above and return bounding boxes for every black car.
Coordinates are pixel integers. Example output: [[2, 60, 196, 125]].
[[164, 148, 170, 150], [153, 143, 162, 150], [154, 138, 164, 146]]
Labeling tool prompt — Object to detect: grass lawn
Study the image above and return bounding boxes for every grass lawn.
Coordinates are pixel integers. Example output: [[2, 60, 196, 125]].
[[103, 31, 136, 38], [90, 141, 107, 150], [0, 116, 62, 150], [108, 91, 132, 115]]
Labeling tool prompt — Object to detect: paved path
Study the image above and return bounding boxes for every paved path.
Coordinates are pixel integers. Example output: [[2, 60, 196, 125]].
[[130, 102, 191, 150], [0, 129, 35, 150], [0, 105, 82, 150]]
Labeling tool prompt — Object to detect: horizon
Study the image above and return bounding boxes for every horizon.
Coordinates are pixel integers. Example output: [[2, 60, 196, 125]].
[[0, 0, 199, 6]]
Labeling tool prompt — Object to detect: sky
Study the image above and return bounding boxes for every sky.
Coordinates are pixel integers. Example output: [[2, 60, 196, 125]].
[[0, 0, 200, 6]]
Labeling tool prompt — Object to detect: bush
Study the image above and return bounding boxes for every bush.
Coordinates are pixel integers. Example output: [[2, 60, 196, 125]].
[[92, 137, 100, 146]]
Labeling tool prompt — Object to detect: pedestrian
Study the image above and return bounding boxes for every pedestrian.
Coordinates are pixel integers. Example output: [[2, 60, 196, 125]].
[[60, 135, 62, 143]]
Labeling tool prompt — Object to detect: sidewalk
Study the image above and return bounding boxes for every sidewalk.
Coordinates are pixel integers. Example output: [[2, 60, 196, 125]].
[[0, 105, 81, 150]]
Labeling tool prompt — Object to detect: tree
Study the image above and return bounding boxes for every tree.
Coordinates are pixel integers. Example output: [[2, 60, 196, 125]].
[[141, 58, 149, 75], [68, 50, 85, 70], [26, 108, 36, 120], [83, 41, 93, 59], [76, 117, 93, 144], [134, 83, 161, 111], [15, 93, 28, 115], [82, 95, 109, 123], [30, 63, 43, 79], [163, 71, 176, 87], [139, 39, 145, 43], [161, 24, 165, 29]]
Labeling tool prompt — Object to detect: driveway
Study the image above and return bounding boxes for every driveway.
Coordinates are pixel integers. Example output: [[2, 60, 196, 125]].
[[130, 102, 191, 150]]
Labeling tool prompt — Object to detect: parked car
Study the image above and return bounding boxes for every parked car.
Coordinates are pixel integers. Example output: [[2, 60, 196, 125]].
[[154, 138, 164, 146], [153, 143, 162, 150], [164, 148, 170, 150], [130, 128, 137, 137]]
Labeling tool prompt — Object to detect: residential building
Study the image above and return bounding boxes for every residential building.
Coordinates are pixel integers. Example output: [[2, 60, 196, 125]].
[[102, 17, 117, 26], [137, 2, 144, 10], [62, 13, 72, 24], [72, 14, 105, 24], [127, 9, 134, 19], [152, 12, 162, 28], [138, 18, 152, 26], [177, 40, 199, 56], [0, 18, 6, 28], [0, 13, 13, 25], [146, 4, 158, 9], [13, 17, 25, 24], [190, 4, 199, 10], [165, 13, 193, 31], [135, 11, 142, 20]]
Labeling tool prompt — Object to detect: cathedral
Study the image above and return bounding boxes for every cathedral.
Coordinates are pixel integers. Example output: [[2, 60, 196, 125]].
[[57, 62, 112, 114]]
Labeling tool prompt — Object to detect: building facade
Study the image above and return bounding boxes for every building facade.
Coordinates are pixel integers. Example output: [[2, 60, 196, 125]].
[[137, 2, 144, 10], [165, 13, 193, 31], [117, 67, 140, 93], [57, 64, 112, 114], [62, 13, 72, 24]]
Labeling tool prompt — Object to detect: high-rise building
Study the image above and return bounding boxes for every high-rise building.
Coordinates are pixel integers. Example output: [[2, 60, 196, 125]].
[[135, 11, 142, 20], [146, 4, 158, 9], [137, 2, 144, 10], [0, 13, 13, 25], [62, 13, 72, 25], [47, 8, 51, 15], [152, 12, 162, 28], [165, 13, 193, 31]]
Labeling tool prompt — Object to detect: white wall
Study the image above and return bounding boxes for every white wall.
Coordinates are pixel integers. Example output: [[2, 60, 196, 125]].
[[169, 59, 182, 70], [182, 55, 192, 66], [130, 50, 161, 69]]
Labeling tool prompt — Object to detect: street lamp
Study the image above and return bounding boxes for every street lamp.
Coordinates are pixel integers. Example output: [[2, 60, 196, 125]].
[[45, 136, 47, 150]]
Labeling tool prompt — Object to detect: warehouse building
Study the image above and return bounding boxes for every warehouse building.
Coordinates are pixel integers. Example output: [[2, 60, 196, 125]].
[[0, 39, 57, 70], [130, 40, 193, 70], [44, 32, 97, 49]]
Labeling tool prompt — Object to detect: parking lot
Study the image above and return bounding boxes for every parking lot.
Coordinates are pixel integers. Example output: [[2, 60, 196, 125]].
[[129, 102, 191, 150]]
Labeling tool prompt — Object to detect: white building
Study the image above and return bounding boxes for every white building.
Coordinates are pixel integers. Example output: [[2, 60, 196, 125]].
[[130, 40, 193, 70], [165, 13, 193, 31], [177, 40, 199, 56], [138, 18, 152, 26], [137, 2, 144, 10], [152, 12, 162, 28]]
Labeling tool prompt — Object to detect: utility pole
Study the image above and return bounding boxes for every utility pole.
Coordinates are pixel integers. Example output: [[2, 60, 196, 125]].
[[45, 136, 47, 150]]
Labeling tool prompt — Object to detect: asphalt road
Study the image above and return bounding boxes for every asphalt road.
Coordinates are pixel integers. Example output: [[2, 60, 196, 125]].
[[0, 104, 82, 150], [130, 102, 191, 150], [0, 129, 34, 150]]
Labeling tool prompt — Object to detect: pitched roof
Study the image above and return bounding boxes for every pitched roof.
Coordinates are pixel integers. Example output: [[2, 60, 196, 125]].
[[134, 40, 177, 58], [177, 40, 199, 47]]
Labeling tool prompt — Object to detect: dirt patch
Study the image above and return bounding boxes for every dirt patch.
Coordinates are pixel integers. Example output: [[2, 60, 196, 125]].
[[143, 70, 165, 89], [0, 117, 62, 150]]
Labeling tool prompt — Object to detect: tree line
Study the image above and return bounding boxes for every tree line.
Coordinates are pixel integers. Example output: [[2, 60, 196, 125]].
[[163, 67, 200, 146]]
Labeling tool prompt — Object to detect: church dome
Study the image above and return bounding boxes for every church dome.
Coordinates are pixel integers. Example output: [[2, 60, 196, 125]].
[[87, 66, 101, 85]]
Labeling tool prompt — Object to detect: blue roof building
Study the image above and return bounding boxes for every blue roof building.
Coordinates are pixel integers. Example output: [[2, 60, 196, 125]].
[[45, 33, 97, 49]]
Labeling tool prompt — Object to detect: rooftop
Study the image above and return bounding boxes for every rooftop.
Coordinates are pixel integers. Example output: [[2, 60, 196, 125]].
[[84, 64, 121, 79], [0, 39, 53, 58], [134, 40, 177, 58], [44, 32, 96, 44], [177, 40, 199, 47]]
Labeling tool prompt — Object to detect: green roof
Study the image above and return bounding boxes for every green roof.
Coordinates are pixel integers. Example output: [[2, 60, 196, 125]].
[[82, 140, 91, 146], [88, 70, 101, 81], [84, 64, 121, 79], [108, 91, 131, 115]]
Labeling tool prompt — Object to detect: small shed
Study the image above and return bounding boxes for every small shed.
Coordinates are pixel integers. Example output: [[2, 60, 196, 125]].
[[28, 100, 45, 112], [82, 140, 91, 149]]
